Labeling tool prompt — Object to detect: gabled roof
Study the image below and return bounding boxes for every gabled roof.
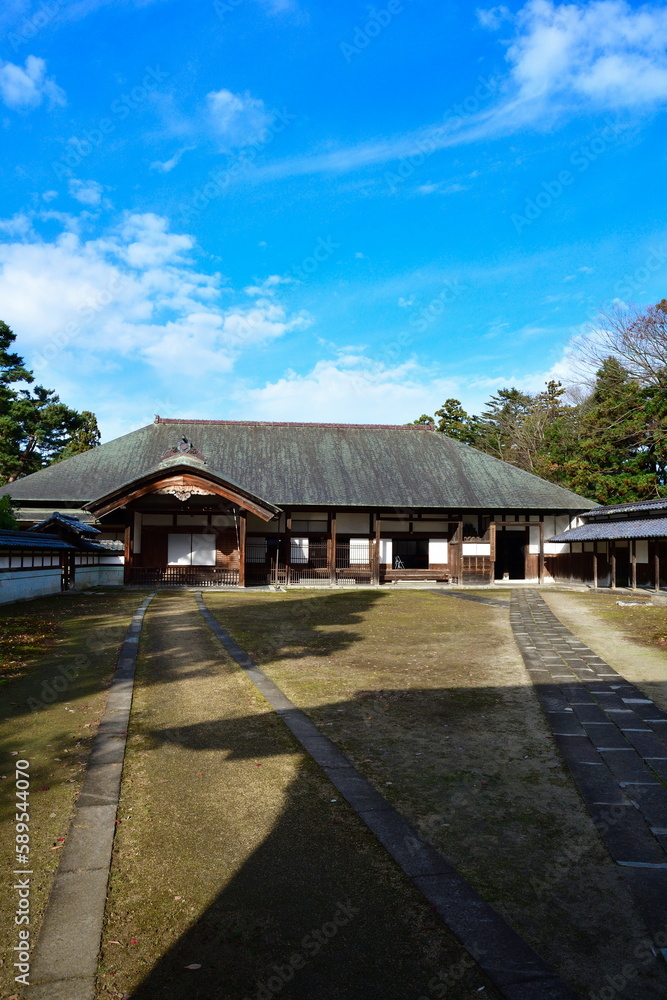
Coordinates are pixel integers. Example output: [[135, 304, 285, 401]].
[[2, 419, 597, 512], [84, 450, 280, 520], [28, 511, 101, 537]]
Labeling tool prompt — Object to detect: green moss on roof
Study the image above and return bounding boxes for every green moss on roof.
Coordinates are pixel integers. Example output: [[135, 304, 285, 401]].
[[2, 420, 596, 511]]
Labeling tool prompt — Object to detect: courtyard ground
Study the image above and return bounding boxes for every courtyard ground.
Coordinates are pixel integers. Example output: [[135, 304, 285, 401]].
[[2, 586, 667, 999]]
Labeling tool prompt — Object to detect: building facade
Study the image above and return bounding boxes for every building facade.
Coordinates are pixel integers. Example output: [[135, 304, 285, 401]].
[[548, 498, 667, 590], [3, 418, 596, 588]]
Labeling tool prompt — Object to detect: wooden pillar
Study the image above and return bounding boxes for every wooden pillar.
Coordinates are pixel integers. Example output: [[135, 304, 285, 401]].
[[538, 521, 545, 586], [489, 522, 496, 584], [373, 515, 381, 585], [285, 511, 292, 585], [610, 541, 617, 589], [238, 511, 247, 588], [329, 512, 337, 585], [123, 514, 132, 585], [655, 544, 661, 593], [631, 539, 637, 590], [593, 544, 598, 590]]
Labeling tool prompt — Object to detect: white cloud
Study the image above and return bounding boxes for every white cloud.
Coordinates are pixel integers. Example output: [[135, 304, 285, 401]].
[[150, 145, 195, 173], [476, 5, 511, 30], [241, 355, 461, 423], [0, 55, 65, 110], [68, 178, 105, 206], [205, 89, 274, 150], [246, 1, 667, 186], [41, 190, 58, 202], [0, 211, 305, 407], [503, 0, 667, 108], [0, 213, 32, 237]]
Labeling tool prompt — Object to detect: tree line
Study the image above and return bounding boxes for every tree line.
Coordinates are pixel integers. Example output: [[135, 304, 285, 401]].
[[413, 300, 667, 504]]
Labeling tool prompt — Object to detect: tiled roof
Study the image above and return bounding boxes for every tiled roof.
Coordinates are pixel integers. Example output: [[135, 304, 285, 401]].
[[0, 530, 73, 550], [550, 518, 667, 542], [2, 420, 596, 511], [581, 498, 667, 519], [28, 511, 101, 536]]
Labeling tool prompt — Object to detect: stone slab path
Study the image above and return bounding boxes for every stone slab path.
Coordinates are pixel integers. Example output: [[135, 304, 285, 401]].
[[511, 589, 667, 958]]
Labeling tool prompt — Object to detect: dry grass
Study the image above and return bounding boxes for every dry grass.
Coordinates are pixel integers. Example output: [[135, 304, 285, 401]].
[[0, 590, 147, 998]]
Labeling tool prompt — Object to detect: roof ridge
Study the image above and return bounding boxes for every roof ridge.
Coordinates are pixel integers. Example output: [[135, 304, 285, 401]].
[[153, 417, 434, 430]]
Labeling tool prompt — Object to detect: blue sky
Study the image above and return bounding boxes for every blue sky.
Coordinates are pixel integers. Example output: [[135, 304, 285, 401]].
[[1, 0, 667, 441]]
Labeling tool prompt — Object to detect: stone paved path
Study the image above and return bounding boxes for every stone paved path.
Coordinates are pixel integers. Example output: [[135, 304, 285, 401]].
[[511, 589, 667, 956]]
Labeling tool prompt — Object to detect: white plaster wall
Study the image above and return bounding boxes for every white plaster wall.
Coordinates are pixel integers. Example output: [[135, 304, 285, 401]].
[[0, 564, 124, 605], [0, 569, 61, 604], [75, 565, 124, 588]]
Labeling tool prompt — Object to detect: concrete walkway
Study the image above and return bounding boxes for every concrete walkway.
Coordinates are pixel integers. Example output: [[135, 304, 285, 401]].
[[511, 589, 667, 960]]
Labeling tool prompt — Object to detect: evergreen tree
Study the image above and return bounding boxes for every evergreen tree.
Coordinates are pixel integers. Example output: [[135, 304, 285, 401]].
[[0, 322, 100, 484]]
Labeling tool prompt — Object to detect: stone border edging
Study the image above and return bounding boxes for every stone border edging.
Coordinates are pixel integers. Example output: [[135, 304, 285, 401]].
[[430, 589, 511, 609], [26, 593, 155, 1000], [196, 592, 579, 1000]]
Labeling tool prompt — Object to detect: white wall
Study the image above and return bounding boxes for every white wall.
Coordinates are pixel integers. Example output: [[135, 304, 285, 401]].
[[0, 569, 62, 604], [0, 564, 124, 605]]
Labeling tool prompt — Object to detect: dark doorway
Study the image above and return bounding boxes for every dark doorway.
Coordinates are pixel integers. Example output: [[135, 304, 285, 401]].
[[393, 538, 429, 569], [613, 543, 630, 587], [494, 529, 526, 580]]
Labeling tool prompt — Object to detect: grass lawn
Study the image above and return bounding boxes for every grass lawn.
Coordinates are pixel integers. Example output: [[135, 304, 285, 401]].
[[543, 590, 667, 714], [0, 589, 147, 998], [203, 587, 667, 1000]]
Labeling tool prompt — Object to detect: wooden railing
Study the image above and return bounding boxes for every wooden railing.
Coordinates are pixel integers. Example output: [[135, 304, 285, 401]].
[[128, 567, 239, 587]]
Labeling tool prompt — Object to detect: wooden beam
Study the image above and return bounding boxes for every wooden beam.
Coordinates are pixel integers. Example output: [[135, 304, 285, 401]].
[[655, 546, 661, 593], [373, 514, 381, 585], [238, 511, 246, 588], [631, 539, 637, 590], [593, 544, 598, 590]]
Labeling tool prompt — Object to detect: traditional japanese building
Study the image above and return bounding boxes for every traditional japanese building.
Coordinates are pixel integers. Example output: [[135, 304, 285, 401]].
[[3, 417, 596, 587], [549, 497, 667, 590]]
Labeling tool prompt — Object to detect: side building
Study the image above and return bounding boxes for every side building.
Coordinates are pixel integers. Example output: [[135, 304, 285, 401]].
[[2, 418, 596, 588], [548, 498, 667, 590]]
